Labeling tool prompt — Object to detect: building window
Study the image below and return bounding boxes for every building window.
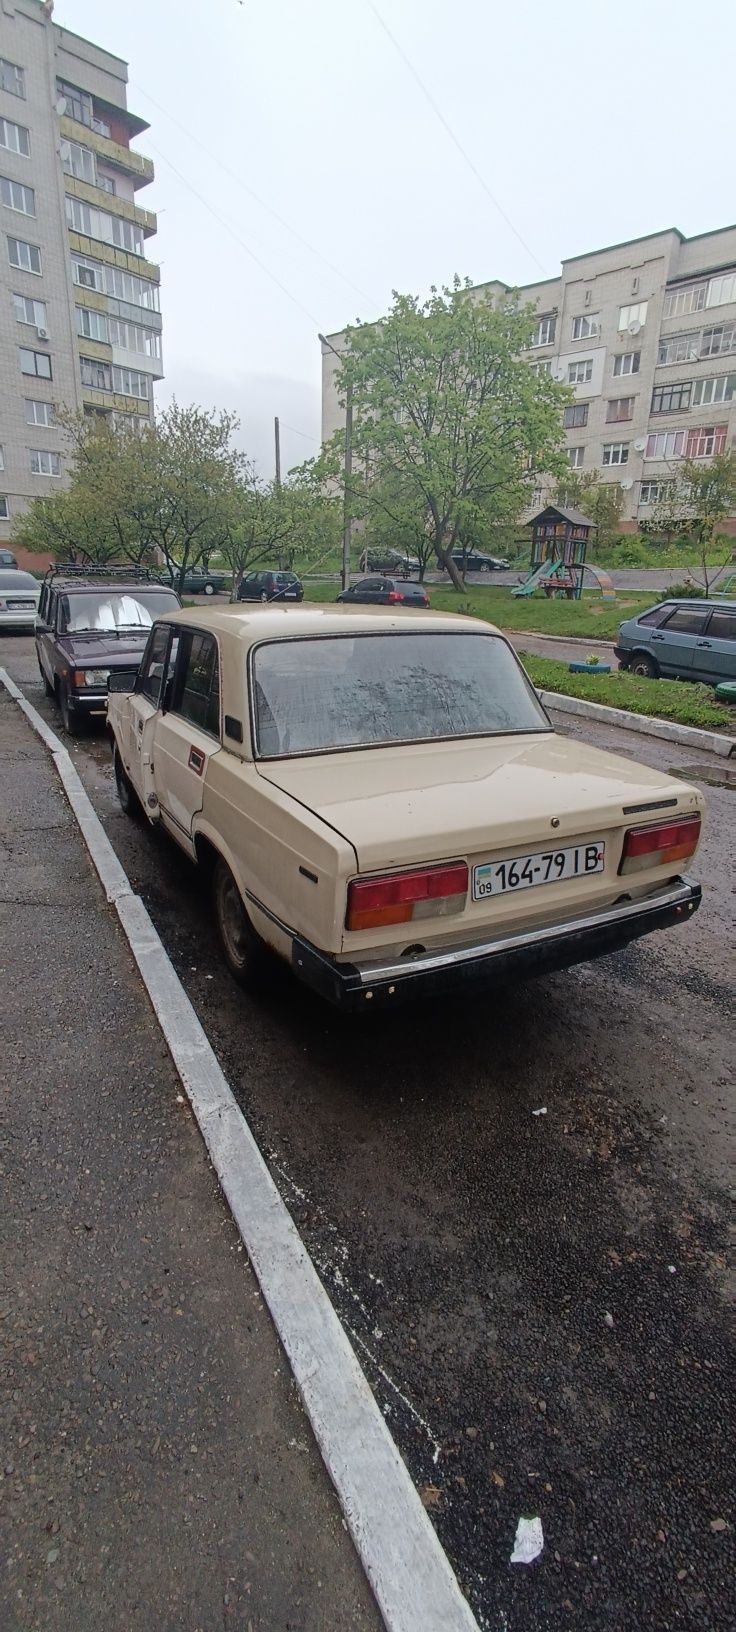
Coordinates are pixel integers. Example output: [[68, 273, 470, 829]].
[[0, 116, 30, 157], [30, 449, 62, 477], [568, 359, 593, 385], [645, 430, 685, 460], [602, 443, 629, 466], [691, 374, 736, 407], [60, 139, 96, 185], [76, 305, 109, 342], [662, 284, 707, 319], [618, 302, 648, 331], [705, 271, 736, 309], [12, 293, 46, 326], [568, 447, 585, 468], [71, 254, 160, 311], [0, 58, 25, 98], [640, 480, 673, 505], [96, 172, 116, 195], [7, 235, 41, 274], [685, 424, 728, 459], [71, 253, 106, 293], [19, 347, 51, 379], [651, 381, 691, 414], [657, 333, 699, 366], [529, 359, 552, 376], [613, 352, 640, 377], [0, 496, 8, 519], [65, 196, 145, 257], [531, 314, 556, 347], [0, 175, 35, 215], [25, 399, 55, 427], [571, 314, 599, 340], [112, 365, 150, 399], [80, 355, 112, 391], [606, 397, 635, 423], [109, 317, 161, 358], [55, 78, 110, 137], [700, 324, 736, 358], [563, 403, 588, 429]]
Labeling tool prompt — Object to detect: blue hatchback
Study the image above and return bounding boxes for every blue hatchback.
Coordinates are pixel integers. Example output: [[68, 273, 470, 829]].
[[615, 598, 736, 686]]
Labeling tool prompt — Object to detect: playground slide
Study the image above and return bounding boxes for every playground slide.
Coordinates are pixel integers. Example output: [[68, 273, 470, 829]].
[[581, 564, 617, 602], [512, 559, 564, 597]]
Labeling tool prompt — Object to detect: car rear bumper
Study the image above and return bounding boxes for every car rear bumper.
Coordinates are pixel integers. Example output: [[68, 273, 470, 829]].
[[291, 876, 702, 1009]]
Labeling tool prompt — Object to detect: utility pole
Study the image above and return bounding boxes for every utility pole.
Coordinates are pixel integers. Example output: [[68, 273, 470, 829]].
[[319, 332, 353, 592], [274, 416, 281, 490]]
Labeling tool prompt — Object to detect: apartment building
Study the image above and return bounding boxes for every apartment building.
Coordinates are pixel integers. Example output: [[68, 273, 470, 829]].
[[0, 0, 162, 545], [320, 224, 736, 532]]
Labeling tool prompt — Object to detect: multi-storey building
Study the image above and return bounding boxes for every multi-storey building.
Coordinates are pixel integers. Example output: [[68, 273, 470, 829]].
[[0, 0, 162, 547], [320, 224, 736, 533]]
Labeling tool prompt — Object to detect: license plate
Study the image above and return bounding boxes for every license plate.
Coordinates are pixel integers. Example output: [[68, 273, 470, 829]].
[[473, 840, 606, 899], [6, 600, 34, 611]]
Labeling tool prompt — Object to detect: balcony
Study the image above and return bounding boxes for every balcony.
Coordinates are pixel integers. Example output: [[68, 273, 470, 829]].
[[59, 115, 154, 189], [63, 176, 156, 238]]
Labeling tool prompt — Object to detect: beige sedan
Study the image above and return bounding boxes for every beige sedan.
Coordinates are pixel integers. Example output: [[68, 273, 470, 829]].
[[106, 604, 704, 1008]]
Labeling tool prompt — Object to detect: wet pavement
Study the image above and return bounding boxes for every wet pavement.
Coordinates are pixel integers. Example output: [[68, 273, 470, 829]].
[[1, 633, 734, 1632]]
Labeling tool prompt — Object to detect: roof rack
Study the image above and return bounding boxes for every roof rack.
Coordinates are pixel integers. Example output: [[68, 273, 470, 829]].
[[43, 562, 155, 584]]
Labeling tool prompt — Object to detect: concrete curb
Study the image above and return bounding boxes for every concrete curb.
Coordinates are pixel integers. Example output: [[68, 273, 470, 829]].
[[514, 629, 614, 648], [538, 687, 736, 758], [0, 669, 480, 1632]]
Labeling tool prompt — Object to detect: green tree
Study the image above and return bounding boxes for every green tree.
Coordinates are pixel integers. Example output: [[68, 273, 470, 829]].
[[553, 469, 625, 551], [316, 279, 569, 589], [679, 452, 736, 594], [360, 472, 436, 581]]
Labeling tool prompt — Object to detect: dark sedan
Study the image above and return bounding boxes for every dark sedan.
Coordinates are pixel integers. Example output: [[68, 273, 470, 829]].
[[159, 564, 227, 596], [336, 576, 430, 607], [238, 570, 304, 603], [450, 550, 509, 573]]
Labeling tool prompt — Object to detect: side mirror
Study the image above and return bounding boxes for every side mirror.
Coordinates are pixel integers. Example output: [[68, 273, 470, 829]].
[[107, 668, 139, 695]]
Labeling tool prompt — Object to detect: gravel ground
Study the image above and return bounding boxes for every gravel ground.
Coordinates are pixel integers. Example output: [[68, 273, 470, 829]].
[[1, 634, 734, 1632]]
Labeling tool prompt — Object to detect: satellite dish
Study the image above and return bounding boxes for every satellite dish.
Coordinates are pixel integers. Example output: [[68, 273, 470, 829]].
[[55, 96, 67, 115], [620, 479, 634, 490], [633, 438, 646, 452], [628, 319, 642, 336], [556, 367, 566, 382]]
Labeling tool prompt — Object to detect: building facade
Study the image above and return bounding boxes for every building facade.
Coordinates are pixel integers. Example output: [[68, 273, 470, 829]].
[[320, 225, 736, 532], [0, 0, 162, 545]]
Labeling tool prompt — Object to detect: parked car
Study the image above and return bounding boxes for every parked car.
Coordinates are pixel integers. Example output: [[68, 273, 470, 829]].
[[106, 602, 704, 1008], [360, 549, 420, 578], [0, 568, 40, 630], [0, 548, 18, 569], [238, 569, 304, 603], [336, 577, 430, 607], [450, 550, 510, 573], [615, 599, 736, 686], [159, 564, 227, 596], [36, 568, 181, 734]]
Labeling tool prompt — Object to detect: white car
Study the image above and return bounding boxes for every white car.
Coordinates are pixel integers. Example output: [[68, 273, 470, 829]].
[[0, 569, 40, 631]]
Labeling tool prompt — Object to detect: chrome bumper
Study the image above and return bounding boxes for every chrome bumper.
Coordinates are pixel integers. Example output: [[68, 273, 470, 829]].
[[291, 877, 702, 1008]]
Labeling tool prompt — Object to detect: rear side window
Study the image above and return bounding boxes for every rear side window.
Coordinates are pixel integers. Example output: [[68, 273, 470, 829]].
[[663, 607, 709, 635], [169, 629, 220, 737], [138, 623, 171, 705], [706, 609, 736, 641], [637, 605, 671, 628]]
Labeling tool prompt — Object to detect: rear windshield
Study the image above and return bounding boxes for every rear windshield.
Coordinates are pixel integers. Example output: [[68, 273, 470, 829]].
[[60, 588, 180, 633], [0, 570, 36, 590], [252, 631, 548, 758]]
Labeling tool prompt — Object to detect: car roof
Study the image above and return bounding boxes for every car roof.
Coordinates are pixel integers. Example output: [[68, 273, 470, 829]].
[[641, 598, 733, 610], [0, 568, 36, 587], [49, 578, 179, 592], [157, 602, 496, 643]]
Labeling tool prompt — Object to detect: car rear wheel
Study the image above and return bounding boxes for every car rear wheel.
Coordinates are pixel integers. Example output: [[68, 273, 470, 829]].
[[204, 582, 215, 595], [212, 857, 266, 986], [113, 746, 140, 819], [260, 590, 269, 602], [58, 679, 82, 736], [628, 652, 659, 679]]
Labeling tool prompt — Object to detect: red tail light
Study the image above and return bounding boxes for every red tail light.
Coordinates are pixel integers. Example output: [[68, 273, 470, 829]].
[[346, 862, 469, 931], [619, 813, 701, 875], [387, 590, 403, 603]]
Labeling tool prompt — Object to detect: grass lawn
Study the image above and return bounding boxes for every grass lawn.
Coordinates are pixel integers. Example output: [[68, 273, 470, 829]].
[[302, 580, 652, 639], [523, 654, 735, 733]]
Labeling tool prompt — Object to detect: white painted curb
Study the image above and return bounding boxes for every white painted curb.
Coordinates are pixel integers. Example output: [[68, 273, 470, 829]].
[[538, 686, 736, 758], [0, 670, 479, 1632]]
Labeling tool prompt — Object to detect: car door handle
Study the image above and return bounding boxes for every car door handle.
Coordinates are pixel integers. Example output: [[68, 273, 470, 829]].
[[651, 633, 665, 641], [696, 639, 711, 648]]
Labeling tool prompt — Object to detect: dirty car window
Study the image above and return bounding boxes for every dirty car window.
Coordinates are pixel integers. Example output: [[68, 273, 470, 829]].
[[252, 632, 548, 757]]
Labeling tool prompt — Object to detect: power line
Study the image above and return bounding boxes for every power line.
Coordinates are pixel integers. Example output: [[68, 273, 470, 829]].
[[131, 80, 378, 311], [280, 421, 321, 443], [147, 141, 322, 328], [365, 1, 546, 277]]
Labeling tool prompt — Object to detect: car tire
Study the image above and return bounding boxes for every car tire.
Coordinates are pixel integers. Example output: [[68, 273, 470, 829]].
[[58, 679, 81, 736], [38, 660, 53, 697], [260, 590, 269, 603], [628, 652, 659, 679], [113, 746, 140, 819], [212, 856, 266, 986], [480, 562, 491, 573], [204, 582, 215, 596]]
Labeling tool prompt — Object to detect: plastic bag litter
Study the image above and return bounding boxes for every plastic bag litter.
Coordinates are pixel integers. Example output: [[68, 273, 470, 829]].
[[510, 1515, 544, 1564]]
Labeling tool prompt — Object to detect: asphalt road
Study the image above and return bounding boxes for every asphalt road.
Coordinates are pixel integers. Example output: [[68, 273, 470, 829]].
[[2, 632, 733, 1632]]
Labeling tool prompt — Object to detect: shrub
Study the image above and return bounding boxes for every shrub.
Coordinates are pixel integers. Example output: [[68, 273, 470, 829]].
[[666, 579, 706, 599]]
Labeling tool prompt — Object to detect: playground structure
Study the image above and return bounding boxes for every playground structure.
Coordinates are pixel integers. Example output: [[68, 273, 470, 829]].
[[513, 505, 617, 602]]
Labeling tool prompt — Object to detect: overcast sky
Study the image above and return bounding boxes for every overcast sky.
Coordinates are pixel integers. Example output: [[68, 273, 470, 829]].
[[60, 0, 734, 477]]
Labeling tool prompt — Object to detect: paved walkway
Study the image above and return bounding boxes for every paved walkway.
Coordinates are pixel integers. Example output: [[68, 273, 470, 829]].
[[0, 693, 381, 1632]]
